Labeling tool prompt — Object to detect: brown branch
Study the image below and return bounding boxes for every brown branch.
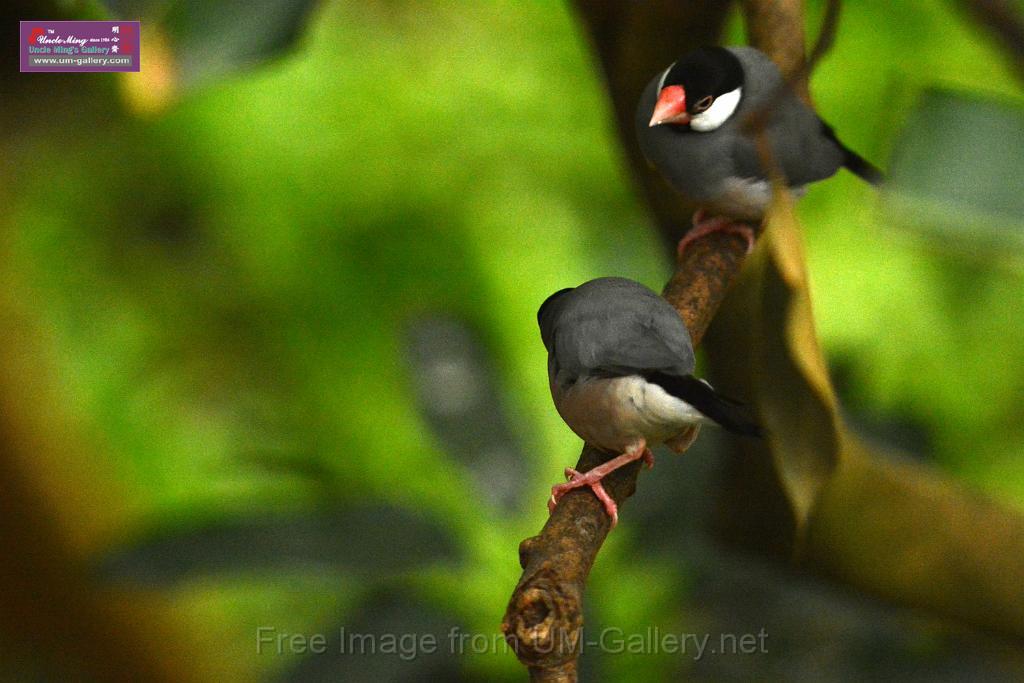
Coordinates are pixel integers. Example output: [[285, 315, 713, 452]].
[[502, 2, 816, 679], [501, 3, 758, 679], [808, 441, 1024, 641], [741, 0, 810, 99], [741, 0, 840, 132], [712, 0, 1024, 645], [504, 1, 1024, 678], [501, 231, 755, 679]]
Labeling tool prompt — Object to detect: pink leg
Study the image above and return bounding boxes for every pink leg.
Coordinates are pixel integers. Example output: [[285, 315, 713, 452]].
[[548, 441, 649, 528], [677, 209, 756, 260]]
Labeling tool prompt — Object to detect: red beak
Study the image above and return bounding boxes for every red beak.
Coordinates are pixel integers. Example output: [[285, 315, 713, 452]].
[[649, 85, 689, 127]]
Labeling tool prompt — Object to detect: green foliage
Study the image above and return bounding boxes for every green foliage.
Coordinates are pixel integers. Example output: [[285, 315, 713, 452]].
[[97, 0, 320, 87], [799, 0, 1024, 499], [888, 89, 1024, 245]]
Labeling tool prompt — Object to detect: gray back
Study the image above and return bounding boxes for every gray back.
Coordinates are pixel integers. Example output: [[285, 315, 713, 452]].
[[538, 277, 696, 385]]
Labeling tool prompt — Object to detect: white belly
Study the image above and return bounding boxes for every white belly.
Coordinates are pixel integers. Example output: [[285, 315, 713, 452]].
[[704, 177, 806, 220], [551, 375, 707, 453]]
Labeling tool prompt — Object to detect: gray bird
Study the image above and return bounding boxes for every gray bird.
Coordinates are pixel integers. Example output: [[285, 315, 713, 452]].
[[636, 46, 883, 254], [538, 277, 760, 526]]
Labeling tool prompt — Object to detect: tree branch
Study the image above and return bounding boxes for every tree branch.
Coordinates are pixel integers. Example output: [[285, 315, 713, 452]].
[[741, 0, 810, 100], [711, 0, 1024, 645], [502, 2, 751, 679], [504, 1, 1024, 679], [502, 229, 755, 678]]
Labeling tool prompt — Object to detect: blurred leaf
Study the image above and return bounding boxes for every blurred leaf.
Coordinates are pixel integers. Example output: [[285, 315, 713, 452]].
[[731, 190, 843, 533], [886, 89, 1024, 249], [99, 0, 320, 107], [809, 438, 1024, 642], [118, 23, 178, 114], [279, 587, 471, 683], [403, 315, 530, 514], [95, 505, 460, 585], [708, 188, 1024, 640]]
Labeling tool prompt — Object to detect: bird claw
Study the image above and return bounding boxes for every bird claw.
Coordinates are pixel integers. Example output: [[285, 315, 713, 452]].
[[549, 468, 620, 527], [677, 210, 756, 260], [546, 441, 652, 528], [642, 448, 655, 469]]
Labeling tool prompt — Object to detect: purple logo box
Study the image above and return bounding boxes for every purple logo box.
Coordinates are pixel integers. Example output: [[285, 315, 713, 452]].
[[20, 20, 140, 73]]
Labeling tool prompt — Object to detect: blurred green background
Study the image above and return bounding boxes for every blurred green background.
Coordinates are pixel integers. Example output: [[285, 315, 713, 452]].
[[2, 0, 1024, 680]]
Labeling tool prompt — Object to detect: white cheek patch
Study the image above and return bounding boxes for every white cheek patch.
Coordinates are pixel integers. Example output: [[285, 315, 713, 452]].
[[690, 86, 742, 132]]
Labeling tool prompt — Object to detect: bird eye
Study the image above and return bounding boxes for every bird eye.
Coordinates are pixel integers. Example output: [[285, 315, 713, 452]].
[[694, 95, 714, 112]]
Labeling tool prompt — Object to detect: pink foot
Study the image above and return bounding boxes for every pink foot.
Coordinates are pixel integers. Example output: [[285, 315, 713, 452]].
[[676, 209, 756, 261], [549, 467, 619, 526], [547, 442, 649, 528]]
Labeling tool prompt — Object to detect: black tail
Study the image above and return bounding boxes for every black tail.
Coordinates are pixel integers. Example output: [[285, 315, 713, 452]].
[[841, 145, 885, 185], [645, 372, 762, 437], [820, 120, 885, 185]]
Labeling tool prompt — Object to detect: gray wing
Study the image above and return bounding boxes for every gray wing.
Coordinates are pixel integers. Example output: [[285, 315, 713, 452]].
[[550, 279, 696, 382], [726, 47, 845, 186]]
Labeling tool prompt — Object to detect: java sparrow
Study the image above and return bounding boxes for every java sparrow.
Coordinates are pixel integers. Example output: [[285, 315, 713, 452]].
[[538, 277, 760, 526], [637, 46, 883, 255]]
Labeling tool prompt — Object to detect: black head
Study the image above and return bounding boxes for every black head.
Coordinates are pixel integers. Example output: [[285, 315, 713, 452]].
[[649, 46, 745, 129], [663, 47, 744, 108], [536, 287, 573, 350]]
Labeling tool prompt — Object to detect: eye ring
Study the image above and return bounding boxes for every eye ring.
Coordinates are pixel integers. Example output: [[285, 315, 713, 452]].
[[694, 95, 714, 112]]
